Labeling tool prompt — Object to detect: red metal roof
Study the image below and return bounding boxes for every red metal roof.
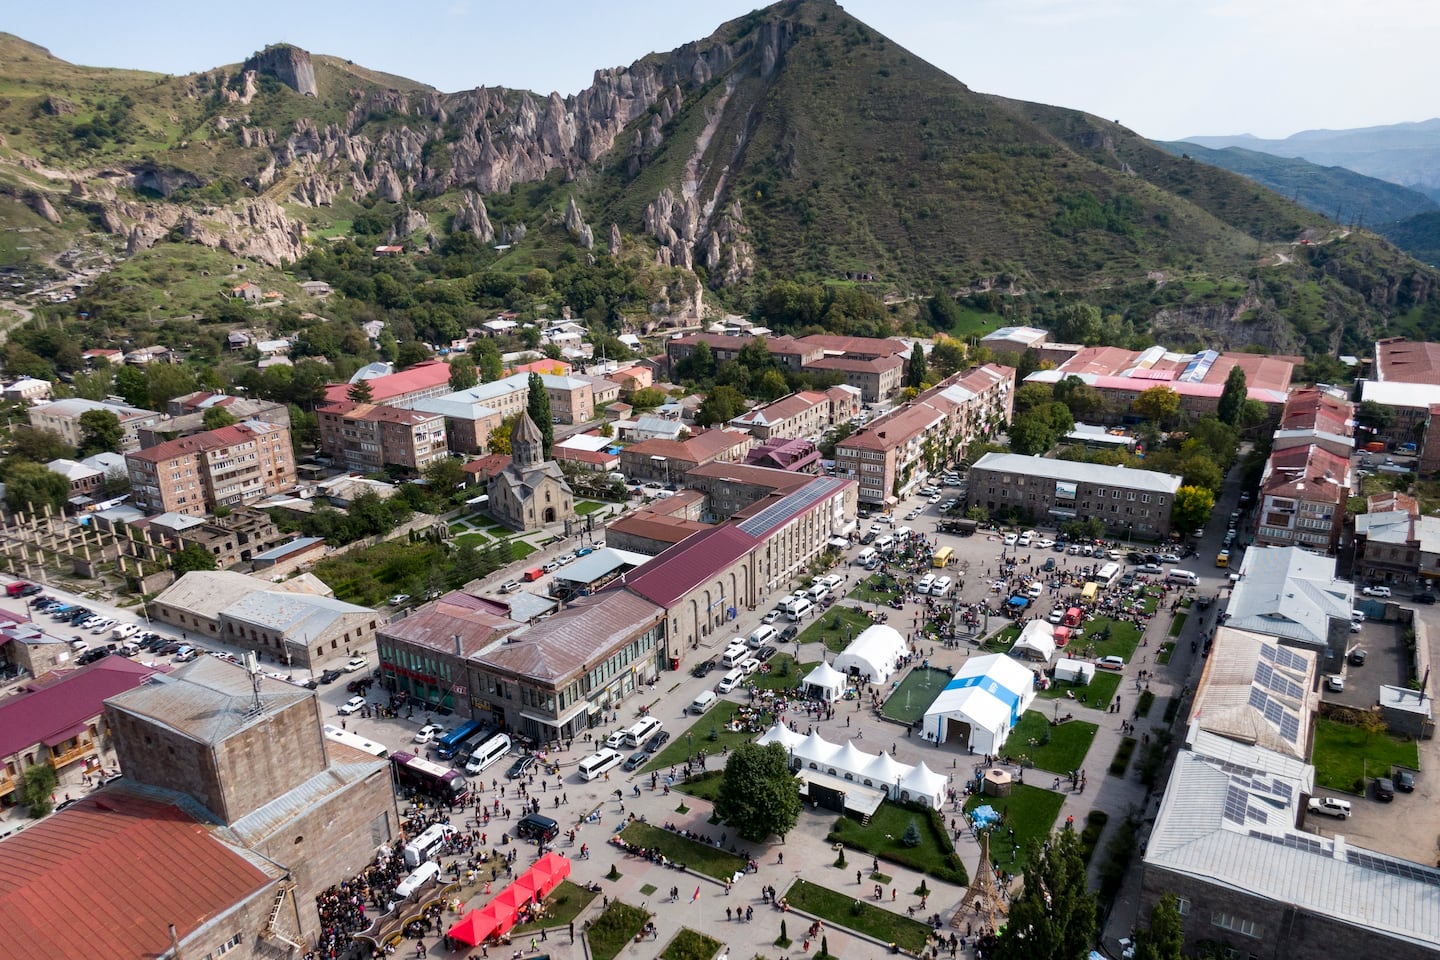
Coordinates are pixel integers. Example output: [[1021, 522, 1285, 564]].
[[322, 359, 451, 404], [0, 791, 274, 960], [0, 657, 164, 759], [125, 421, 283, 463], [620, 525, 756, 608]]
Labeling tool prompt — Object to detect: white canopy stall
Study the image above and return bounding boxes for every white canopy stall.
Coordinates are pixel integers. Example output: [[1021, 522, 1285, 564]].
[[834, 624, 908, 683], [755, 724, 947, 810], [1011, 620, 1057, 662], [802, 661, 848, 703]]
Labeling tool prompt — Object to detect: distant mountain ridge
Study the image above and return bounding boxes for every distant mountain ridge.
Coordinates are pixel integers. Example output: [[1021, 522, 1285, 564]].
[[1182, 119, 1440, 200], [0, 0, 1438, 357]]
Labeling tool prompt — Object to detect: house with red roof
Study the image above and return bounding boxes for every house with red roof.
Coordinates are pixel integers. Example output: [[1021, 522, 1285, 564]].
[[320, 358, 453, 406], [618, 429, 753, 483]]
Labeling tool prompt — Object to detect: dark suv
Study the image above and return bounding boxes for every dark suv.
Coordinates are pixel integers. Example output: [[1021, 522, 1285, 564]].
[[1374, 777, 1395, 802]]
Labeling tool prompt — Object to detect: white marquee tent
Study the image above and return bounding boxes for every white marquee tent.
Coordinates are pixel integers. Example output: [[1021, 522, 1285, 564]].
[[1011, 620, 1056, 662], [802, 661, 848, 703], [754, 723, 945, 807], [922, 653, 1037, 756], [834, 624, 907, 683]]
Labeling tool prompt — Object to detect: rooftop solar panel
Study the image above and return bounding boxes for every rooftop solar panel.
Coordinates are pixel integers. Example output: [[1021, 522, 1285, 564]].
[[735, 476, 844, 538], [1348, 850, 1440, 883], [1274, 645, 1309, 672]]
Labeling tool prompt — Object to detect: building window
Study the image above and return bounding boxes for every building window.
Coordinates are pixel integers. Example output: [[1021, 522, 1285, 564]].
[[1211, 912, 1261, 939]]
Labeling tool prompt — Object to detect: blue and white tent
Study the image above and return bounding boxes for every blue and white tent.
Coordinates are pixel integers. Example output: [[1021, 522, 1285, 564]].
[[923, 654, 1037, 756]]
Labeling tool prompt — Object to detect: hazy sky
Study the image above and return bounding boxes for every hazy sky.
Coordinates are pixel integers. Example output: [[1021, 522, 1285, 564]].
[[8, 0, 1437, 141]]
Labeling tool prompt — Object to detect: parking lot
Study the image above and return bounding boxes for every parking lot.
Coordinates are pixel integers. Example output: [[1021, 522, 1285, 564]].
[[1324, 615, 1411, 707]]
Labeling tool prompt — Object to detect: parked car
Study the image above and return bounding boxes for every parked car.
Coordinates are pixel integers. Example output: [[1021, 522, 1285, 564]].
[[1096, 656, 1126, 671], [1137, 563, 1164, 575], [1307, 796, 1352, 818], [1003, 533, 1018, 546], [1374, 777, 1396, 801], [692, 659, 716, 678], [413, 724, 445, 745], [338, 696, 366, 715], [762, 610, 781, 624], [755, 645, 777, 663], [174, 647, 200, 663], [388, 594, 411, 606], [1413, 591, 1436, 604], [1325, 674, 1345, 692], [623, 751, 650, 771], [645, 731, 671, 753], [89, 618, 117, 635], [343, 656, 369, 673], [507, 755, 537, 780], [1393, 768, 1416, 792], [1346, 648, 1367, 667], [499, 580, 521, 594], [1362, 585, 1392, 598], [779, 625, 799, 642], [318, 669, 343, 684]]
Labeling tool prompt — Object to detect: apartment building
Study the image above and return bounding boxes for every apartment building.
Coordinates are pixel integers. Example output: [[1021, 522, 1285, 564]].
[[729, 390, 831, 441], [28, 398, 161, 452], [804, 354, 904, 403], [540, 373, 596, 424], [1254, 444, 1351, 553], [1272, 386, 1355, 459], [967, 453, 1181, 538], [126, 420, 295, 516], [409, 374, 530, 454], [618, 429, 754, 484], [319, 358, 453, 406], [834, 364, 1015, 506], [316, 401, 449, 473]]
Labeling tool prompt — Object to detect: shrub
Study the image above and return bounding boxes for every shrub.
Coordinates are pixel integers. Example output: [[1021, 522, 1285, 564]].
[[1109, 737, 1137, 777], [1162, 697, 1180, 724], [1136, 690, 1155, 717], [901, 819, 922, 847]]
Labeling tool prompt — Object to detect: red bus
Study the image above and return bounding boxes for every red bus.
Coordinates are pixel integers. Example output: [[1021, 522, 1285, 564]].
[[389, 750, 470, 804]]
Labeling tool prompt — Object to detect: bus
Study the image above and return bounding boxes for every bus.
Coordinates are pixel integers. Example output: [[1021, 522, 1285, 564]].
[[390, 751, 470, 803], [577, 748, 624, 781], [434, 718, 488, 761], [932, 547, 954, 568], [1096, 562, 1120, 587], [323, 724, 388, 758]]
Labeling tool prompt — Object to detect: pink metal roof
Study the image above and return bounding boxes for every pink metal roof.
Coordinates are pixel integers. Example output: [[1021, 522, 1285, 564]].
[[322, 359, 451, 404], [0, 657, 164, 759]]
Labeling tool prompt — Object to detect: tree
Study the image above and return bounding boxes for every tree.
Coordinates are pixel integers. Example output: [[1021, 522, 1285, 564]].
[[449, 354, 479, 391], [757, 370, 790, 402], [8, 425, 73, 463], [1132, 386, 1181, 427], [1009, 414, 1058, 456], [995, 828, 1096, 960], [4, 461, 69, 515], [146, 363, 197, 411], [929, 338, 967, 379], [173, 543, 219, 574], [1012, 382, 1055, 416], [1357, 400, 1395, 436], [473, 340, 504, 382], [679, 340, 716, 382], [425, 456, 467, 496], [489, 414, 519, 455], [695, 385, 747, 427], [396, 341, 433, 369], [1217, 365, 1247, 428], [1132, 894, 1185, 960], [347, 378, 375, 403], [201, 405, 238, 430], [526, 373, 554, 457], [714, 742, 801, 843], [629, 387, 666, 411], [1171, 485, 1215, 534], [901, 819, 922, 847], [905, 345, 928, 389], [114, 365, 150, 408], [1179, 455, 1223, 495], [77, 409, 123, 457], [1053, 376, 1104, 421], [20, 764, 57, 818]]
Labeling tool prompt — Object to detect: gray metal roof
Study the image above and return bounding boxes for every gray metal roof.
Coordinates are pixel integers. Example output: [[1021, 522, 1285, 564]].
[[1226, 546, 1351, 648], [969, 452, 1181, 493], [1147, 728, 1440, 950], [220, 591, 372, 642], [553, 548, 651, 586], [105, 656, 312, 745]]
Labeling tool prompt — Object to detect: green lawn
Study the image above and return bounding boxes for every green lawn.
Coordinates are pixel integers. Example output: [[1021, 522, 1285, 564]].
[[1007, 711, 1098, 775], [963, 783, 1067, 873], [507, 539, 537, 561], [828, 803, 967, 884], [586, 901, 651, 960], [453, 532, 491, 549], [750, 656, 817, 691], [880, 667, 953, 725], [1066, 615, 1144, 662], [795, 606, 876, 653], [642, 700, 773, 772], [849, 573, 903, 604], [981, 623, 1020, 653], [510, 880, 599, 934], [618, 821, 747, 881], [660, 928, 722, 960], [575, 500, 607, 515], [1168, 612, 1188, 637], [1156, 641, 1175, 665], [674, 769, 724, 802], [783, 879, 933, 953], [1311, 718, 1421, 793], [1034, 670, 1120, 712]]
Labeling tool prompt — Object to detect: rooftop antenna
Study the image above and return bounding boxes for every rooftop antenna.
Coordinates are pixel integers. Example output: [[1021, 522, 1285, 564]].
[[244, 650, 264, 715]]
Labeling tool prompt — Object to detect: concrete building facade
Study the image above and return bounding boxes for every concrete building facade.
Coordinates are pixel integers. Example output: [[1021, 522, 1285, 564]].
[[967, 452, 1182, 538], [317, 400, 449, 473], [126, 420, 295, 516], [28, 397, 161, 452]]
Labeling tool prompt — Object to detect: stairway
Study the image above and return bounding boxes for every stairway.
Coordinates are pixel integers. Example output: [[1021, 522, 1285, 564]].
[[263, 880, 306, 951]]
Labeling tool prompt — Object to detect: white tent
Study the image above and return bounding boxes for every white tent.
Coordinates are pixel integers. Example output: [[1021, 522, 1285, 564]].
[[834, 624, 907, 683], [794, 730, 839, 768], [1011, 620, 1056, 662], [1053, 658, 1095, 686], [756, 723, 806, 751], [863, 751, 908, 791], [922, 653, 1037, 756], [802, 661, 848, 703], [826, 741, 873, 778], [897, 761, 947, 809]]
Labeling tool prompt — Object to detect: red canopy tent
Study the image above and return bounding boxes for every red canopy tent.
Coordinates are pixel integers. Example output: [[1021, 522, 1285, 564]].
[[446, 910, 496, 947], [493, 879, 539, 916], [522, 853, 572, 898]]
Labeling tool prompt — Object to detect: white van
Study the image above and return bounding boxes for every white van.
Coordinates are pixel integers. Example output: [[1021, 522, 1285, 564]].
[[717, 669, 744, 694], [690, 690, 718, 715], [403, 823, 450, 868], [806, 583, 830, 603], [721, 644, 750, 668], [465, 733, 512, 774], [578, 748, 624, 781], [624, 716, 662, 748], [395, 861, 441, 900], [916, 573, 935, 595], [931, 576, 952, 598], [1165, 569, 1200, 586], [874, 535, 895, 554], [784, 598, 813, 622], [749, 625, 778, 649], [856, 547, 878, 566]]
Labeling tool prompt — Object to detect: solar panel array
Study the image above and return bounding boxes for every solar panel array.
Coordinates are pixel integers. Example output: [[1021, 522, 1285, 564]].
[[1222, 782, 1274, 827], [1251, 830, 1328, 855], [1347, 849, 1440, 884], [736, 476, 845, 537], [1255, 660, 1305, 701], [1260, 642, 1309, 673]]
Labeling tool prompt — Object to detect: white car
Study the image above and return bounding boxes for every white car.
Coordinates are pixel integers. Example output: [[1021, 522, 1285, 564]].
[[1048, 609, 1064, 624], [90, 618, 117, 635], [343, 656, 369, 673], [1017, 535, 1032, 547], [1159, 553, 1181, 564], [1326, 674, 1345, 692], [1004, 533, 1018, 546], [388, 594, 410, 606], [1036, 539, 1055, 549], [1362, 585, 1392, 598], [1307, 796, 1352, 819], [413, 724, 445, 744], [762, 610, 781, 624], [1096, 656, 1126, 671], [1026, 583, 1043, 599], [338, 696, 366, 715]]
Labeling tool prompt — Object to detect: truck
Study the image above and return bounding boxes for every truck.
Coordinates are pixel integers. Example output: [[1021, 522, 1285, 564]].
[[522, 568, 544, 582]]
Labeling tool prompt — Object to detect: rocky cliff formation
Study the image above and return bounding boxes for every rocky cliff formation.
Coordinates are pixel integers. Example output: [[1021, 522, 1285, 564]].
[[244, 44, 317, 97]]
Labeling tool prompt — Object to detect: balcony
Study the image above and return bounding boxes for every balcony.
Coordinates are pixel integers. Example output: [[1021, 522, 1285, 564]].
[[0, 769, 14, 798], [51, 739, 95, 768]]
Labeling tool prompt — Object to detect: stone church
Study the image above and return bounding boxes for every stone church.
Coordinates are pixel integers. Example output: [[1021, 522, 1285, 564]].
[[488, 412, 576, 530]]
